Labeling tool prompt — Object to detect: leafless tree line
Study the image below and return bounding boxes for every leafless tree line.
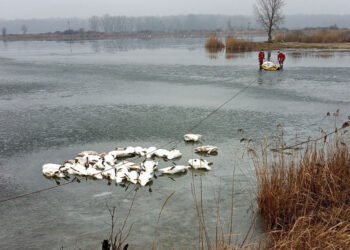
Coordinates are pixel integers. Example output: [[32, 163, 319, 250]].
[[89, 15, 129, 32], [254, 0, 285, 42]]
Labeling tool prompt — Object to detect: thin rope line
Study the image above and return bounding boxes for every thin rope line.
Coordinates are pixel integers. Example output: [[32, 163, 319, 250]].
[[0, 179, 77, 204], [0, 80, 256, 204]]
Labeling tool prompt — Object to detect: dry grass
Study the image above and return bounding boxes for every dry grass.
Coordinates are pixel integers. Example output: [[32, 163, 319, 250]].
[[225, 36, 259, 52], [191, 171, 260, 250], [205, 34, 225, 52], [252, 130, 350, 249], [102, 192, 137, 250], [275, 29, 350, 43]]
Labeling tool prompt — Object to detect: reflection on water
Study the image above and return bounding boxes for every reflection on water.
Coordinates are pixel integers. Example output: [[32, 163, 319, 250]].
[[288, 50, 339, 59], [0, 38, 349, 249], [90, 37, 204, 53]]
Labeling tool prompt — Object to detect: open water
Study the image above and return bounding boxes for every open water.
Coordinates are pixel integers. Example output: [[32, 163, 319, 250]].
[[0, 38, 350, 249]]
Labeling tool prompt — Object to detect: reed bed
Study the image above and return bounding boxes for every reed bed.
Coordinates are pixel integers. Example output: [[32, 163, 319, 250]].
[[205, 34, 225, 52], [275, 29, 350, 43], [252, 131, 350, 249], [225, 36, 259, 52]]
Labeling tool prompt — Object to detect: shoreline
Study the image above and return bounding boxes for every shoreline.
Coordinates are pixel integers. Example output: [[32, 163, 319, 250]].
[[1, 31, 350, 50], [0, 30, 254, 42], [260, 41, 350, 50]]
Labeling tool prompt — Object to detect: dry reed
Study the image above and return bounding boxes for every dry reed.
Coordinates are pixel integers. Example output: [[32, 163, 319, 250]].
[[225, 36, 258, 52], [252, 130, 350, 249], [103, 191, 137, 250], [275, 29, 350, 43], [205, 34, 225, 52]]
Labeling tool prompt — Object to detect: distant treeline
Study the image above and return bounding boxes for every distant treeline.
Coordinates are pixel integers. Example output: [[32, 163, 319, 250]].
[[1, 14, 350, 34]]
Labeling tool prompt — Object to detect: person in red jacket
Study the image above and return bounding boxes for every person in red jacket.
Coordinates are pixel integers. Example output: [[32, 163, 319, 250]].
[[258, 50, 265, 69], [277, 50, 286, 69]]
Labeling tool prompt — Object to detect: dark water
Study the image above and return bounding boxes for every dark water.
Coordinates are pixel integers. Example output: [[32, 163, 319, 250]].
[[0, 38, 350, 249]]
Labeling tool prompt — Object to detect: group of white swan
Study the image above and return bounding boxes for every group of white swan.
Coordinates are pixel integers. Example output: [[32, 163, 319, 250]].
[[42, 134, 218, 187]]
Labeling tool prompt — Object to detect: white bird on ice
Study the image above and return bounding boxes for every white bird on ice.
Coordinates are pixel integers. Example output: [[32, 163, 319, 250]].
[[166, 149, 182, 160], [126, 170, 139, 184], [159, 164, 189, 175], [184, 134, 202, 142], [195, 145, 218, 154], [188, 159, 213, 170], [138, 171, 153, 186], [42, 163, 66, 178]]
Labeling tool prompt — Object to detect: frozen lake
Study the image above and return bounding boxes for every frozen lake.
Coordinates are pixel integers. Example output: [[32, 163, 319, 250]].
[[0, 38, 349, 249]]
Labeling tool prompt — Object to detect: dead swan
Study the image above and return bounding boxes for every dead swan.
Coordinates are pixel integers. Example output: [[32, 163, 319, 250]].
[[159, 164, 189, 175], [42, 163, 66, 178], [188, 159, 213, 170], [167, 149, 182, 160], [184, 134, 202, 142], [195, 145, 218, 154]]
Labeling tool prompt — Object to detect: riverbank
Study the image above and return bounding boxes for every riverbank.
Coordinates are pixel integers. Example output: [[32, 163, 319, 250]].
[[253, 125, 350, 249], [0, 30, 265, 42], [263, 41, 350, 50], [3, 30, 350, 50], [206, 34, 350, 53]]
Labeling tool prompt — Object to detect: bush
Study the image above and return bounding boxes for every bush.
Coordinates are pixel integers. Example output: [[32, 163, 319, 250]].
[[225, 36, 257, 52], [205, 34, 225, 52], [275, 29, 350, 43], [253, 128, 350, 249]]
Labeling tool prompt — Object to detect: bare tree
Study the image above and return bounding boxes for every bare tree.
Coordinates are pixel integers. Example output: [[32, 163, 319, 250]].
[[89, 16, 100, 32], [2, 27, 6, 36], [100, 14, 114, 32], [21, 24, 28, 34], [254, 0, 285, 42]]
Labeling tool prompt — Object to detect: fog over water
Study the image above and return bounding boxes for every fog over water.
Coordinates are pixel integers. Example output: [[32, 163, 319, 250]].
[[1, 0, 350, 19], [0, 38, 349, 249]]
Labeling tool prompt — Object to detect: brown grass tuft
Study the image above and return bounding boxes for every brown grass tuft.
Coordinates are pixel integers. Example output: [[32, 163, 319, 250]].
[[253, 133, 350, 249], [205, 34, 225, 52], [275, 29, 350, 43], [225, 36, 258, 52]]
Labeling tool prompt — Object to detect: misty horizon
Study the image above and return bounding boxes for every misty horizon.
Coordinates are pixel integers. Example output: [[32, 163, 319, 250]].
[[1, 0, 350, 20], [1, 14, 349, 35]]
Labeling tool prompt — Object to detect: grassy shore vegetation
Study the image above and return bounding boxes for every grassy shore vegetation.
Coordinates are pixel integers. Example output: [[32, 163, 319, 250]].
[[252, 121, 350, 249], [205, 34, 225, 52], [205, 29, 350, 53], [99, 117, 350, 249], [205, 35, 259, 53], [225, 36, 257, 52], [275, 29, 350, 43]]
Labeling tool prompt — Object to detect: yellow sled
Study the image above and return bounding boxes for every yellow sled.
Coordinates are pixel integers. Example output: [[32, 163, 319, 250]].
[[261, 61, 281, 71]]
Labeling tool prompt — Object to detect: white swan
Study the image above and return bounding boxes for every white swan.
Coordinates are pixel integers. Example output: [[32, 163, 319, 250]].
[[60, 161, 76, 175], [104, 153, 116, 166], [146, 146, 157, 158], [134, 146, 146, 157], [77, 151, 99, 157], [126, 170, 139, 184], [195, 145, 218, 154], [159, 164, 189, 175], [119, 161, 142, 171], [167, 149, 182, 160], [154, 149, 170, 158], [142, 160, 158, 173], [93, 159, 106, 170], [184, 134, 202, 142], [102, 165, 117, 180], [110, 146, 135, 158], [42, 163, 66, 178], [115, 166, 129, 183], [77, 151, 101, 162], [138, 171, 153, 186], [86, 167, 103, 179], [188, 159, 213, 170], [70, 163, 88, 176]]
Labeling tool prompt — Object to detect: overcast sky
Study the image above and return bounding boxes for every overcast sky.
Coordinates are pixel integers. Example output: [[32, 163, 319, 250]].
[[1, 0, 350, 19]]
